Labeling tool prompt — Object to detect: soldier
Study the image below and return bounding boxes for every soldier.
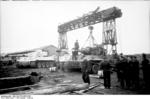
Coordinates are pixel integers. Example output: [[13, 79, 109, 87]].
[[126, 56, 132, 89], [74, 40, 79, 51], [82, 59, 90, 85], [116, 58, 121, 82], [132, 56, 140, 90], [118, 56, 126, 89], [101, 58, 112, 89], [141, 54, 150, 90], [123, 56, 131, 89], [73, 40, 80, 60]]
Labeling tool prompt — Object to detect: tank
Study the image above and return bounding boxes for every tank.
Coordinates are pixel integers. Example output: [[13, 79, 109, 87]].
[[61, 54, 103, 74], [16, 57, 56, 69]]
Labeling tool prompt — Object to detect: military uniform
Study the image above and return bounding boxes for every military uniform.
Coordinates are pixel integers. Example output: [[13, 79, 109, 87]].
[[116, 60, 121, 82], [118, 58, 127, 89], [82, 60, 90, 84], [101, 60, 111, 89], [132, 57, 139, 89], [142, 56, 150, 89]]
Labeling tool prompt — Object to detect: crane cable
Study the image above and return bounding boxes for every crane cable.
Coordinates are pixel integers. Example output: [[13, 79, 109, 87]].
[[81, 26, 97, 49]]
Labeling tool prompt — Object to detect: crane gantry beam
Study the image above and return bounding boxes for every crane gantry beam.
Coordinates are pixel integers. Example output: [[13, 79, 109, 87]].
[[58, 6, 122, 54], [58, 7, 122, 33]]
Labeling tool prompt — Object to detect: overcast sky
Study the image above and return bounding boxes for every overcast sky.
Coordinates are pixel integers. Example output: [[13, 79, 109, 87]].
[[1, 1, 150, 55]]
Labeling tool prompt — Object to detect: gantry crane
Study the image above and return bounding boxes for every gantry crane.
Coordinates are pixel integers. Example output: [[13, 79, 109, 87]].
[[58, 6, 122, 55]]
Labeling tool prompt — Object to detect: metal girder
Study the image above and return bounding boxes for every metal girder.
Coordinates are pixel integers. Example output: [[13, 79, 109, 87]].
[[58, 32, 68, 49], [58, 7, 122, 33], [102, 19, 117, 54]]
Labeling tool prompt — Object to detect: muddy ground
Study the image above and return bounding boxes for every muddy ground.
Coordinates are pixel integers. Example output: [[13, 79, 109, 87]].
[[0, 65, 149, 95]]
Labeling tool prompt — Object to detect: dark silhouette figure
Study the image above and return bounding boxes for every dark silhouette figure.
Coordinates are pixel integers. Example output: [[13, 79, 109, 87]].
[[101, 59, 111, 89], [141, 54, 150, 90], [82, 60, 90, 85], [72, 40, 80, 60], [118, 56, 127, 89], [74, 40, 79, 51], [123, 56, 132, 89], [116, 58, 122, 83], [124, 56, 131, 89], [132, 56, 140, 90]]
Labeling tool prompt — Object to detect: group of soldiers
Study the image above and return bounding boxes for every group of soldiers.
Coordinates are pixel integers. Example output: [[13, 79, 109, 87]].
[[115, 53, 150, 90], [82, 53, 150, 91], [115, 54, 140, 90]]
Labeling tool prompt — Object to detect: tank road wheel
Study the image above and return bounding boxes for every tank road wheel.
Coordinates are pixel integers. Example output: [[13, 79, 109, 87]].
[[92, 64, 99, 74]]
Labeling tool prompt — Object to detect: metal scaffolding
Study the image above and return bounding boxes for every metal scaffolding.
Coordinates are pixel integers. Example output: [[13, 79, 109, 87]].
[[102, 19, 117, 54]]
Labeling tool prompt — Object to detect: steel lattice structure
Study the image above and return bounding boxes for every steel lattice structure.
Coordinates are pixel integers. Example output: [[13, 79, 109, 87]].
[[58, 6, 122, 54]]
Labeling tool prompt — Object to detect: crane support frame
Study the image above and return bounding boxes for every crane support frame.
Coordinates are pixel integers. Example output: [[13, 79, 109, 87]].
[[102, 19, 117, 54], [58, 32, 68, 49], [58, 7, 122, 53]]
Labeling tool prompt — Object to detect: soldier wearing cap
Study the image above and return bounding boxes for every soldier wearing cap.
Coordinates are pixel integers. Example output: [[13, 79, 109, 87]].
[[141, 54, 150, 90], [82, 59, 90, 85], [101, 57, 112, 89]]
